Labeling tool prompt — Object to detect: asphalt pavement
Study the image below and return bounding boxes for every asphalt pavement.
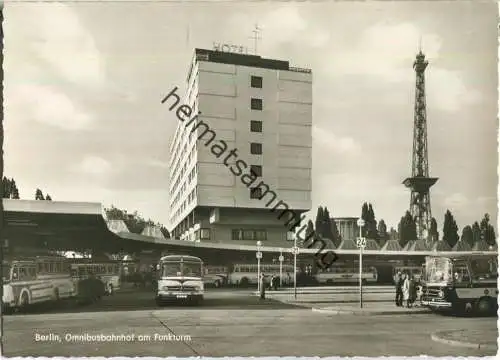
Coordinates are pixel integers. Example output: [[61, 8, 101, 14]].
[[3, 287, 497, 357]]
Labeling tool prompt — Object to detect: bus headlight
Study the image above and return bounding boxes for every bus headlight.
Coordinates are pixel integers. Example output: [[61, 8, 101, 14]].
[[437, 290, 444, 298]]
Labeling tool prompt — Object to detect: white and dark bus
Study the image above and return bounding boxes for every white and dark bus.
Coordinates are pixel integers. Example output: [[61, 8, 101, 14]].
[[156, 255, 204, 305], [421, 254, 498, 314]]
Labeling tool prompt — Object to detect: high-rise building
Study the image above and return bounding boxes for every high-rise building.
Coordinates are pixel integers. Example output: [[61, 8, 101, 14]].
[[165, 48, 312, 246]]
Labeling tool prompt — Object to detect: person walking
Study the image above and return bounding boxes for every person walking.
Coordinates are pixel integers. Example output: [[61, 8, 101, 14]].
[[402, 273, 410, 308], [409, 275, 417, 307], [259, 273, 266, 300], [395, 271, 403, 307]]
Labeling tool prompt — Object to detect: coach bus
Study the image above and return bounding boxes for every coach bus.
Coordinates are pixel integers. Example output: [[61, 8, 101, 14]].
[[70, 261, 121, 295], [2, 257, 74, 313], [314, 263, 378, 285], [156, 255, 204, 305], [421, 254, 498, 314], [228, 263, 294, 287]]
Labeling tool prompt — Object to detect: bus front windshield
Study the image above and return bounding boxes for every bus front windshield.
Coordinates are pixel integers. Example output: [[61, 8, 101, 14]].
[[425, 257, 452, 283], [2, 263, 10, 282], [161, 261, 202, 278]]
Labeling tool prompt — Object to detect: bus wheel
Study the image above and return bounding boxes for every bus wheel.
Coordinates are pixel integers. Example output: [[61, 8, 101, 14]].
[[326, 279, 333, 285], [361, 279, 368, 286], [240, 277, 249, 287], [214, 280, 221, 288], [476, 297, 492, 314], [20, 293, 29, 313]]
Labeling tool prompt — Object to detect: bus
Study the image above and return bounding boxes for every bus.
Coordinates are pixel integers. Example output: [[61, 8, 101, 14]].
[[314, 263, 378, 285], [156, 255, 204, 305], [2, 257, 74, 313], [70, 261, 121, 295], [421, 254, 498, 314], [228, 263, 294, 287], [203, 266, 229, 288]]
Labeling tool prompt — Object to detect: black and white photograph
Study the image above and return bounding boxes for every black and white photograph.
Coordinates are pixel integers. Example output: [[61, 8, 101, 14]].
[[0, 0, 498, 357]]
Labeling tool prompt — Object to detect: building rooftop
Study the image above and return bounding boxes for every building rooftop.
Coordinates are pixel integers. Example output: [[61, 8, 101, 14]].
[[190, 48, 311, 81]]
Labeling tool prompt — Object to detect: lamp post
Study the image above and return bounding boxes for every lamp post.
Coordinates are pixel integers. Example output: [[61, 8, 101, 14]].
[[291, 238, 300, 300], [356, 218, 366, 309], [256, 241, 262, 293], [278, 248, 284, 288]]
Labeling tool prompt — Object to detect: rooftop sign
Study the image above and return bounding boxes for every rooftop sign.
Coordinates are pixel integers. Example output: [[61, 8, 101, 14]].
[[213, 42, 249, 55]]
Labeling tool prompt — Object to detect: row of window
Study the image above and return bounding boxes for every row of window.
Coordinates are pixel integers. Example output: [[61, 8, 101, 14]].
[[231, 229, 268, 241]]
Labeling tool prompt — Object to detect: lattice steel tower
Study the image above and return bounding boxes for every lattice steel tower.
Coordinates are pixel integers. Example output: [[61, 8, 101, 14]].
[[403, 50, 438, 243]]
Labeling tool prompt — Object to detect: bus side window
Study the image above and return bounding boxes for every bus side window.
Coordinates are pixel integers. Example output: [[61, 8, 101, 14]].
[[19, 267, 28, 280], [37, 263, 43, 273], [12, 267, 19, 280], [29, 267, 36, 278]]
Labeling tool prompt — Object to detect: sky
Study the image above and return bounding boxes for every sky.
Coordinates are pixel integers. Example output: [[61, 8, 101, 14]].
[[4, 0, 498, 235]]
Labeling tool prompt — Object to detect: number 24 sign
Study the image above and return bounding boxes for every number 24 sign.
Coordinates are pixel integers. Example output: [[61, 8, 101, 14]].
[[356, 238, 367, 248]]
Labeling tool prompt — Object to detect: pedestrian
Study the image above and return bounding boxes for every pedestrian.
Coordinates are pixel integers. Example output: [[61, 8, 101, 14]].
[[395, 271, 403, 307], [259, 273, 266, 300], [402, 273, 410, 308], [409, 275, 417, 307], [273, 274, 279, 291]]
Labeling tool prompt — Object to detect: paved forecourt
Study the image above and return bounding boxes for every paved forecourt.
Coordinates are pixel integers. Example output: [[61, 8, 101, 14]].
[[259, 285, 397, 305], [4, 307, 496, 357]]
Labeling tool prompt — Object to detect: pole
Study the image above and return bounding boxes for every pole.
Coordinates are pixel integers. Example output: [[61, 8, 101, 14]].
[[293, 238, 297, 300], [279, 252, 283, 288], [257, 256, 260, 293], [359, 226, 363, 309]]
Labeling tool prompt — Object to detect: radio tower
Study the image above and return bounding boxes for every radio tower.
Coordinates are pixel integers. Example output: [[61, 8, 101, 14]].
[[403, 48, 438, 244]]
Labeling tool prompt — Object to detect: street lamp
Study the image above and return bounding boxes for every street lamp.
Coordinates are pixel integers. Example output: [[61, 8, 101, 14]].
[[356, 218, 366, 309], [278, 248, 284, 288], [291, 237, 300, 300], [256, 241, 262, 292]]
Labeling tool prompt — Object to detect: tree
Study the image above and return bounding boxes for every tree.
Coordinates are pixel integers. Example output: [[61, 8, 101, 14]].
[[35, 188, 44, 200], [429, 217, 439, 242], [461, 225, 474, 248], [321, 206, 341, 246], [300, 220, 315, 247], [471, 221, 481, 246], [45, 194, 52, 201], [442, 210, 459, 249], [160, 225, 170, 238], [398, 211, 417, 248], [315, 207, 324, 237], [366, 203, 379, 241], [361, 203, 369, 237], [377, 219, 389, 245], [104, 205, 167, 235], [480, 213, 496, 246], [2, 177, 19, 199]]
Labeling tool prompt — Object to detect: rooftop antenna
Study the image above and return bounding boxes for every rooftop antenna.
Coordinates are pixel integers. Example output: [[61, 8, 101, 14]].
[[418, 35, 423, 54], [249, 23, 262, 55]]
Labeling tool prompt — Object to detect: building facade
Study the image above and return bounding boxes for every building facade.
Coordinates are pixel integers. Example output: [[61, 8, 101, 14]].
[[166, 48, 312, 246], [332, 217, 360, 242]]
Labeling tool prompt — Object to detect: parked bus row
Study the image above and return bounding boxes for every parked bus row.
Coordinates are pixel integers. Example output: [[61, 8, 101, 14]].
[[2, 256, 122, 313], [202, 262, 386, 287]]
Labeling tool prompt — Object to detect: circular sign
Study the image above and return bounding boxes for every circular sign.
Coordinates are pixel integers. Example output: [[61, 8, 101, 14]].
[[357, 218, 365, 227], [278, 255, 284, 262], [291, 247, 300, 255], [256, 251, 262, 259]]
